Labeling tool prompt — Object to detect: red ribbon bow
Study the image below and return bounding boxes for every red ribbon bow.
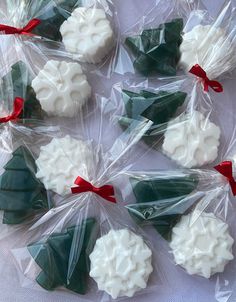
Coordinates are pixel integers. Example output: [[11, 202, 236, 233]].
[[189, 64, 223, 93], [0, 19, 41, 36], [71, 176, 116, 203], [214, 161, 236, 196], [0, 97, 24, 123]]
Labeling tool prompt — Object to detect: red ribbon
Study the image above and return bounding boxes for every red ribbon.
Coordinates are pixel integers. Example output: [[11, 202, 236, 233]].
[[189, 64, 223, 93], [0, 19, 41, 36], [214, 161, 236, 196], [0, 97, 24, 123], [71, 176, 116, 203]]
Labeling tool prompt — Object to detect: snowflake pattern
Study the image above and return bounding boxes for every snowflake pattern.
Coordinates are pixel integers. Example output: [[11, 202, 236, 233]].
[[170, 211, 234, 278], [89, 229, 153, 299], [163, 110, 221, 168], [36, 136, 94, 195], [32, 60, 91, 117], [60, 7, 114, 64]]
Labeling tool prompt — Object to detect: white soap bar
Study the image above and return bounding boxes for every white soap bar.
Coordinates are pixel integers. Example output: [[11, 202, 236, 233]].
[[60, 7, 115, 64], [163, 110, 221, 168], [170, 211, 234, 278], [89, 229, 153, 299], [180, 25, 233, 79], [36, 136, 94, 195], [32, 60, 91, 118]]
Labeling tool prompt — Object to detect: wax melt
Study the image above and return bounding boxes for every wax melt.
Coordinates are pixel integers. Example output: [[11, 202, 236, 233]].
[[60, 7, 114, 63], [119, 89, 187, 145], [180, 25, 233, 79], [125, 19, 183, 76], [163, 110, 221, 168], [127, 174, 198, 240], [32, 60, 91, 118], [89, 229, 153, 299], [170, 211, 234, 278], [0, 146, 48, 224], [28, 218, 96, 293], [36, 136, 94, 195]]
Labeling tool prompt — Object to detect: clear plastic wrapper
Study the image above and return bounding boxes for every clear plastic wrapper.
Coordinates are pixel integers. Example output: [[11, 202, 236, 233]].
[[0, 34, 97, 122], [116, 0, 236, 89], [120, 164, 236, 301], [11, 193, 160, 301], [0, 35, 51, 207], [0, 0, 119, 77], [0, 84, 162, 300], [111, 76, 232, 169]]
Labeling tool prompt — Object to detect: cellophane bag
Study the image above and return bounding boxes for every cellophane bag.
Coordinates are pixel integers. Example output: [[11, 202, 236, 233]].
[[0, 34, 99, 124], [0, 86, 164, 300], [120, 165, 236, 302], [116, 0, 236, 87], [110, 75, 234, 169], [0, 120, 59, 226], [0, 34, 47, 184], [0, 0, 119, 77]]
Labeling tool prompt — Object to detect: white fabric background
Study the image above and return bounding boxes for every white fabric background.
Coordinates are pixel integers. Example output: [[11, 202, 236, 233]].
[[1, 0, 236, 302]]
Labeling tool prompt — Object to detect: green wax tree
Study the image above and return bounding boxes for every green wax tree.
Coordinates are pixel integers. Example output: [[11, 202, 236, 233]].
[[127, 174, 199, 240], [125, 18, 183, 76], [28, 218, 97, 294], [119, 89, 187, 146], [1, 61, 43, 120], [0, 146, 49, 224], [31, 0, 82, 41]]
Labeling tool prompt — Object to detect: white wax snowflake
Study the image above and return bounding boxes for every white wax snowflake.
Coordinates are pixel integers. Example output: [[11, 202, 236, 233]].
[[170, 211, 234, 278], [163, 110, 221, 168], [89, 229, 153, 299], [60, 7, 115, 64], [36, 136, 94, 195], [32, 60, 91, 118], [180, 25, 234, 79]]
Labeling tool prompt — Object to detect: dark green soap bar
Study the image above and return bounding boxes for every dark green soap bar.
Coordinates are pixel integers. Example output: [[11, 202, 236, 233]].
[[1, 61, 43, 120], [0, 146, 49, 224], [28, 218, 96, 294], [130, 174, 198, 203], [119, 89, 187, 145], [127, 174, 198, 240], [125, 18, 183, 76]]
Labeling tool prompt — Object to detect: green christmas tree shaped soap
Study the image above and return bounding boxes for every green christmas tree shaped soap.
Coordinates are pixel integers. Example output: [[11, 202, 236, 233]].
[[127, 174, 198, 240], [125, 18, 183, 76], [28, 218, 96, 294], [0, 146, 49, 224], [1, 61, 43, 120], [120, 89, 187, 146]]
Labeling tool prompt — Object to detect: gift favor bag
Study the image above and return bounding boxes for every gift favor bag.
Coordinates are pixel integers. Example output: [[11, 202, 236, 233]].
[[0, 94, 163, 300], [116, 0, 236, 94], [0, 34, 96, 122], [110, 76, 233, 169], [122, 165, 236, 297], [0, 0, 119, 77]]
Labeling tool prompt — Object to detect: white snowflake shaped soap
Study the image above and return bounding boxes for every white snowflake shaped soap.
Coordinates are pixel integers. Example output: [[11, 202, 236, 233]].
[[163, 110, 221, 168], [180, 25, 233, 79], [170, 211, 234, 278], [32, 60, 91, 118], [60, 7, 115, 64], [89, 229, 153, 299], [36, 136, 94, 195]]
